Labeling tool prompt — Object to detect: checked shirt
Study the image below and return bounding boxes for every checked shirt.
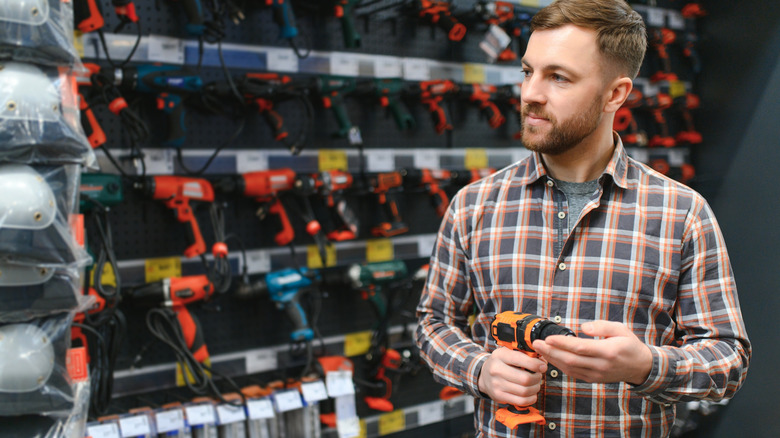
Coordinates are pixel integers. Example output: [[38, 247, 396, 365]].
[[416, 136, 751, 437]]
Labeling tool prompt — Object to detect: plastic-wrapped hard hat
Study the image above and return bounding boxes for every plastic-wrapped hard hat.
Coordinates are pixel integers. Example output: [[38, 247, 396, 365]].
[[0, 62, 94, 166], [0, 0, 81, 66], [0, 164, 89, 267], [0, 264, 80, 322], [0, 313, 74, 415]]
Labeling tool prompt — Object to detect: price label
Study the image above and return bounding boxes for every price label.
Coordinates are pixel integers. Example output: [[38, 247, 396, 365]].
[[319, 149, 349, 171], [668, 149, 686, 166], [374, 56, 402, 78], [668, 11, 685, 30], [668, 80, 687, 99], [236, 151, 268, 173], [247, 398, 276, 420], [185, 404, 216, 426], [378, 410, 405, 436], [337, 417, 362, 438], [141, 148, 174, 175], [628, 148, 649, 164], [367, 150, 395, 172], [501, 67, 525, 85], [73, 31, 85, 58], [217, 403, 246, 424], [244, 250, 271, 276], [148, 34, 185, 64], [647, 7, 666, 27], [119, 415, 151, 437], [463, 64, 486, 84], [403, 58, 430, 81], [307, 244, 337, 268], [326, 370, 355, 397], [301, 380, 329, 403], [366, 239, 394, 263], [245, 348, 277, 375], [144, 257, 181, 283], [86, 423, 120, 438], [512, 149, 531, 163], [155, 409, 185, 434], [274, 389, 304, 412], [66, 347, 89, 382], [465, 148, 489, 170], [464, 397, 475, 413], [267, 48, 298, 72], [417, 401, 443, 426], [413, 149, 439, 169], [344, 331, 372, 357], [417, 234, 437, 258], [330, 53, 360, 76], [518, 0, 541, 7]]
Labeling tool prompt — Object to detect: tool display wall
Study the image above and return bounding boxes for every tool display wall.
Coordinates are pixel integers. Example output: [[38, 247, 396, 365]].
[[68, 1, 711, 437]]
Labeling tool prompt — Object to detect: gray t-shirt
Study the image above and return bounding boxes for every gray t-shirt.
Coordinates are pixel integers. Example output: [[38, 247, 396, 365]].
[[556, 178, 600, 233]]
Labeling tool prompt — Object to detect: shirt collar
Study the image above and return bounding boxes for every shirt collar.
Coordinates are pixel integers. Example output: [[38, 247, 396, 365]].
[[516, 132, 629, 190]]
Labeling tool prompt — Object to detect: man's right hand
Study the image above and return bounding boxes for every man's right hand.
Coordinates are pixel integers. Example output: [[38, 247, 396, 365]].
[[477, 346, 548, 406]]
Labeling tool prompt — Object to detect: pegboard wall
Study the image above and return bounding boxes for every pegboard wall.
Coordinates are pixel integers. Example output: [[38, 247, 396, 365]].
[[76, 0, 708, 434]]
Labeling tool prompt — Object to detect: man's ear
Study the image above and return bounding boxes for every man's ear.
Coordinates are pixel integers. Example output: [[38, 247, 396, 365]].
[[603, 77, 634, 113]]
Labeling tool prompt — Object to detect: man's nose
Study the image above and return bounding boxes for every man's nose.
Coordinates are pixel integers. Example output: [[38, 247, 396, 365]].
[[520, 74, 545, 105]]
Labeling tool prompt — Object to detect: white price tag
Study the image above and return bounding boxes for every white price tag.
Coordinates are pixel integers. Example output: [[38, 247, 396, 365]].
[[301, 380, 329, 403], [244, 250, 271, 276], [185, 404, 216, 426], [155, 409, 185, 434], [274, 389, 304, 412], [245, 349, 277, 375], [512, 149, 531, 164], [668, 11, 685, 30], [87, 423, 121, 438], [335, 394, 359, 438], [336, 416, 361, 438], [119, 415, 151, 437], [464, 396, 475, 414], [668, 149, 686, 166], [267, 48, 298, 72], [647, 7, 666, 27], [326, 370, 355, 397], [141, 149, 174, 175], [235, 151, 268, 173], [413, 149, 439, 169], [330, 53, 360, 77], [628, 148, 649, 164], [417, 234, 437, 258], [417, 401, 444, 426], [148, 35, 184, 64], [501, 67, 525, 85], [403, 58, 431, 81], [247, 398, 276, 420], [374, 56, 403, 78], [367, 150, 395, 172], [217, 403, 247, 425]]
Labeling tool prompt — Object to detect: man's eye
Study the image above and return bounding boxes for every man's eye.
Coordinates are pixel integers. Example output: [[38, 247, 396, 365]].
[[522, 69, 532, 78], [552, 74, 568, 82]]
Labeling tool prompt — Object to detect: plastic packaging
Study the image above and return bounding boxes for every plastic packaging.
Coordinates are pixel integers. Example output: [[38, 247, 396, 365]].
[[2, 380, 90, 438], [0, 0, 82, 67], [0, 311, 75, 416], [0, 62, 95, 166], [0, 163, 90, 268], [0, 266, 80, 322]]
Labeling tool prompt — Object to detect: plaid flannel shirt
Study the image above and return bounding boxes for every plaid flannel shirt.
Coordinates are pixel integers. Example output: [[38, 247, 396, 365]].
[[416, 136, 751, 437]]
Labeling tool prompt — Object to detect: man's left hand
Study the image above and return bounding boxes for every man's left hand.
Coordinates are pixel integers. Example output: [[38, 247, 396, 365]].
[[531, 320, 653, 385]]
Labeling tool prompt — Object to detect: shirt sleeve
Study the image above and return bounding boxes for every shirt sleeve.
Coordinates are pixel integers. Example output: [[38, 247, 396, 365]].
[[415, 190, 490, 398], [631, 197, 751, 404]]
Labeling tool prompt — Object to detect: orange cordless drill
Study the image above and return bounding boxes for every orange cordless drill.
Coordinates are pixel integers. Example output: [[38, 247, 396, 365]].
[[490, 311, 575, 429]]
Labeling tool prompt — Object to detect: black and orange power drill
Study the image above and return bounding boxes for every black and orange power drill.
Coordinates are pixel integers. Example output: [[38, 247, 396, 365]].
[[490, 311, 575, 429]]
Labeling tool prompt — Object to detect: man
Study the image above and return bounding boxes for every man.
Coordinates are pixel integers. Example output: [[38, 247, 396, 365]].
[[415, 0, 751, 436]]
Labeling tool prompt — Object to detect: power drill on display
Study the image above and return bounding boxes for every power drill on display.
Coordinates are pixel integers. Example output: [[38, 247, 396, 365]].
[[405, 80, 458, 134], [136, 176, 215, 259], [400, 168, 451, 217], [316, 75, 359, 140], [311, 170, 358, 242], [298, 0, 361, 48], [410, 0, 467, 42], [471, 1, 533, 62], [108, 64, 203, 148], [367, 172, 409, 237], [459, 83, 506, 129], [356, 78, 416, 131], [490, 311, 575, 429]]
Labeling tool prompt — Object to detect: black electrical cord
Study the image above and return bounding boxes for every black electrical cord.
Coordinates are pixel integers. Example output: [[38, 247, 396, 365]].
[[205, 203, 232, 294], [96, 20, 143, 69], [175, 114, 246, 175]]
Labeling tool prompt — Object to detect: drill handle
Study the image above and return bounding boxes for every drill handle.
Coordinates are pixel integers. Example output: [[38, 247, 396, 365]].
[[267, 198, 295, 246], [179, 0, 207, 36], [284, 298, 314, 342], [423, 97, 452, 134], [386, 96, 416, 131], [175, 306, 210, 363], [79, 92, 107, 148], [337, 1, 362, 48], [270, 0, 299, 40], [173, 199, 207, 258], [159, 94, 187, 148], [327, 95, 353, 138]]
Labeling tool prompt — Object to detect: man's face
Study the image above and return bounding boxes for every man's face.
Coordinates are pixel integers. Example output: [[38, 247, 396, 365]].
[[520, 25, 609, 155]]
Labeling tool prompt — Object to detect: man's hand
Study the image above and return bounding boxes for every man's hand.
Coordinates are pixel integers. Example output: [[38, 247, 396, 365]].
[[477, 346, 548, 406], [532, 321, 653, 385]]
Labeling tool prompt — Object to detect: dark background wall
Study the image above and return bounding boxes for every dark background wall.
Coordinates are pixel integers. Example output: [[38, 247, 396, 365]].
[[694, 2, 780, 436]]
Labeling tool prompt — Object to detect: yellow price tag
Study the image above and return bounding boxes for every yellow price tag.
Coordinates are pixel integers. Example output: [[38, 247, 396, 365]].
[[308, 244, 336, 268], [378, 410, 406, 436], [366, 239, 394, 263], [319, 150, 348, 171], [73, 31, 85, 58], [144, 257, 182, 283], [462, 64, 486, 84], [91, 262, 117, 288], [344, 331, 373, 357], [668, 80, 686, 99], [359, 419, 367, 438], [465, 148, 489, 170], [176, 358, 211, 386], [518, 0, 541, 7]]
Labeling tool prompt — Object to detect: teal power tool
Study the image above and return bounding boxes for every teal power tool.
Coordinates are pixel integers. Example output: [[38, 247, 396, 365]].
[[316, 75, 359, 140], [110, 64, 203, 148]]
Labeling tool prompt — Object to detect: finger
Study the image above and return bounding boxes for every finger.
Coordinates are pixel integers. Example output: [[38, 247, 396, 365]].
[[536, 335, 602, 358], [494, 347, 548, 373], [581, 320, 632, 338]]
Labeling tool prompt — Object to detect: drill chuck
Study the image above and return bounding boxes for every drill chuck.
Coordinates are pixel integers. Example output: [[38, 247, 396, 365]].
[[492, 312, 574, 353]]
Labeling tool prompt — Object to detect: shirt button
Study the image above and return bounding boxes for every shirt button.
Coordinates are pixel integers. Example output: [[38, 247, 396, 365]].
[[553, 315, 562, 324], [546, 179, 554, 187], [557, 211, 566, 219], [558, 262, 566, 271], [550, 369, 559, 378], [548, 422, 557, 430]]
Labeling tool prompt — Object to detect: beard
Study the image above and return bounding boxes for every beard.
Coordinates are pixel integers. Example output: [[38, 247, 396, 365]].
[[521, 98, 603, 156]]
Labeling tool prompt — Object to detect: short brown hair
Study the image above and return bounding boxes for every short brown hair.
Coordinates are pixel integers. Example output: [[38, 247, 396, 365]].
[[530, 0, 647, 79]]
